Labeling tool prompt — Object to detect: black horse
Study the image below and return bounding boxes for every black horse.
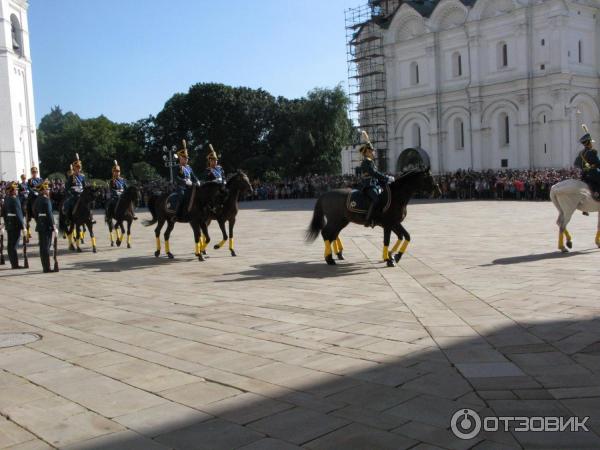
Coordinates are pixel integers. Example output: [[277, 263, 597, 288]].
[[144, 182, 221, 260], [201, 171, 253, 257], [306, 148, 439, 267], [105, 186, 139, 248], [58, 186, 97, 253]]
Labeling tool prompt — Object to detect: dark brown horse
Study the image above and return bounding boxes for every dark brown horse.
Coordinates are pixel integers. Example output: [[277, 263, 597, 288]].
[[58, 186, 97, 253], [144, 182, 221, 260], [105, 186, 139, 248], [306, 148, 439, 267], [200, 171, 253, 257]]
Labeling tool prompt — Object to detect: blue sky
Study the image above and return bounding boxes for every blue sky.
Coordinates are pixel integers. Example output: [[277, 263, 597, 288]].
[[30, 0, 360, 124]]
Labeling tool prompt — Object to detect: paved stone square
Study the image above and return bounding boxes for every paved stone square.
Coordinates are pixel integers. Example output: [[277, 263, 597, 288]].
[[1, 199, 600, 449]]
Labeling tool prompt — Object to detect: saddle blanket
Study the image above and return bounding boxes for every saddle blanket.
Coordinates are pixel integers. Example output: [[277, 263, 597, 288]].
[[166, 193, 178, 214], [346, 184, 391, 215]]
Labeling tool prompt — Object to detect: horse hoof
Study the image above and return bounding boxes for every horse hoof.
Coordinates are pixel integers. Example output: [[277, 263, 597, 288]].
[[92, 247, 97, 253], [230, 250, 237, 257], [394, 253, 403, 263], [386, 258, 396, 268], [80, 240, 85, 244], [154, 251, 160, 257], [566, 241, 573, 249], [325, 255, 336, 265], [76, 247, 82, 253], [213, 244, 220, 250], [167, 252, 174, 259], [336, 252, 345, 260], [116, 240, 122, 247], [560, 247, 569, 253], [198, 254, 204, 262], [69, 245, 75, 251], [110, 242, 114, 247], [127, 244, 131, 249]]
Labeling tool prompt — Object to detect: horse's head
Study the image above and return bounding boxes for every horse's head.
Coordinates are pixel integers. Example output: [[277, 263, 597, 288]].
[[125, 185, 140, 203], [228, 170, 253, 195], [81, 186, 95, 202], [392, 169, 441, 198]]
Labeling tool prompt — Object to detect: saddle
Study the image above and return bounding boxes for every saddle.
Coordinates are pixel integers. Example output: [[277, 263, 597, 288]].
[[346, 184, 391, 215]]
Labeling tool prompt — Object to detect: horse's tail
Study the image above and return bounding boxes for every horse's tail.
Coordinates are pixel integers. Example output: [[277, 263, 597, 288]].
[[305, 196, 325, 242], [143, 194, 158, 227]]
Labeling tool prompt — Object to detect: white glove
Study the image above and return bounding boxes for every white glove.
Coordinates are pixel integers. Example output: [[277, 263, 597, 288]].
[[196, 181, 202, 187], [387, 175, 395, 183], [185, 179, 192, 186]]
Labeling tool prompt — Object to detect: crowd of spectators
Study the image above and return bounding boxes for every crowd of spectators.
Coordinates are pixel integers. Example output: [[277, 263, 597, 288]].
[[0, 168, 584, 210]]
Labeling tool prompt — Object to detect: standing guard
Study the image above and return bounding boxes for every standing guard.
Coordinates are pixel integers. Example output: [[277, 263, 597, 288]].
[[34, 180, 56, 273], [174, 140, 200, 222], [63, 154, 86, 220], [359, 131, 391, 227], [2, 182, 25, 269]]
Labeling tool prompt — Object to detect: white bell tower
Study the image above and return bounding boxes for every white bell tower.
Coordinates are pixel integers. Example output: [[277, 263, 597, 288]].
[[0, 0, 38, 181]]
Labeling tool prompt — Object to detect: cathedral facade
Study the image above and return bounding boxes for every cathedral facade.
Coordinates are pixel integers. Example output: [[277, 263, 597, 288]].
[[0, 0, 38, 180], [347, 0, 600, 174]]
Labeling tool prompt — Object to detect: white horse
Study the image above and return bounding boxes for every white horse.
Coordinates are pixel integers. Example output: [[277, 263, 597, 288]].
[[550, 179, 600, 252]]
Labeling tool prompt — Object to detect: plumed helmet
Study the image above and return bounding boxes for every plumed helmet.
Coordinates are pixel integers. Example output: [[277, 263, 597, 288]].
[[5, 181, 18, 192], [397, 147, 431, 173], [176, 140, 189, 158], [72, 153, 82, 169], [359, 130, 375, 155], [112, 160, 121, 172], [580, 124, 595, 144], [207, 144, 218, 161]]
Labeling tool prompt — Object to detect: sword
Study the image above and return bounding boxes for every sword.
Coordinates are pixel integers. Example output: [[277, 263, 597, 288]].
[[53, 230, 59, 272], [23, 230, 29, 269], [0, 231, 4, 265]]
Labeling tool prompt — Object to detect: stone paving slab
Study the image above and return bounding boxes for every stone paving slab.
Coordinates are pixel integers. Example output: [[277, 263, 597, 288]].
[[1, 199, 600, 448]]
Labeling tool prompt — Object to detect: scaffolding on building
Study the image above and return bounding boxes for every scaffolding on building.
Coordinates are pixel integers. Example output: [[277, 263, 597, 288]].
[[345, 0, 401, 172]]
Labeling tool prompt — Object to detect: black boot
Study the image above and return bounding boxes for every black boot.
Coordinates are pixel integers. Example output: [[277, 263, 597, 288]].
[[364, 202, 376, 228]]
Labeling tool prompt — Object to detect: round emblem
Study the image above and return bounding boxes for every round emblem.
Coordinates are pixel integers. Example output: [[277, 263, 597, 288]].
[[350, 201, 356, 208]]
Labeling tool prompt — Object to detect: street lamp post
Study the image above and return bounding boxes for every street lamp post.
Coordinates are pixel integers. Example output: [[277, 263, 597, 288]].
[[162, 145, 177, 183]]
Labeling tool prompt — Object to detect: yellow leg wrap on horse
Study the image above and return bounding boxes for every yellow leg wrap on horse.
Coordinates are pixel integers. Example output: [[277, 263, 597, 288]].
[[217, 240, 225, 249], [229, 238, 234, 250], [399, 240, 410, 254], [336, 238, 344, 252], [596, 230, 600, 243], [165, 240, 170, 253], [200, 235, 206, 251], [564, 230, 572, 242], [109, 232, 114, 243], [27, 228, 31, 239], [558, 232, 564, 249], [91, 237, 97, 247], [80, 231, 85, 240], [382, 245, 389, 261], [332, 240, 339, 255], [324, 240, 332, 258], [127, 234, 131, 245], [155, 237, 161, 252], [68, 232, 73, 245], [392, 240, 402, 253]]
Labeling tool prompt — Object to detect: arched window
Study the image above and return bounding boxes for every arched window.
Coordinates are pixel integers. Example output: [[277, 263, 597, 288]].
[[410, 62, 420, 85], [498, 41, 508, 68], [578, 40, 583, 63], [454, 118, 465, 149], [412, 123, 422, 147], [10, 14, 23, 57], [499, 113, 510, 145], [452, 52, 462, 77]]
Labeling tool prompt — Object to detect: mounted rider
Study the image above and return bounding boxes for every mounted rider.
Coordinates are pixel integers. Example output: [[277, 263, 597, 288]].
[[63, 153, 86, 220], [173, 140, 200, 221], [574, 124, 600, 200], [107, 160, 136, 219], [359, 131, 392, 227], [201, 144, 227, 212], [27, 166, 43, 201]]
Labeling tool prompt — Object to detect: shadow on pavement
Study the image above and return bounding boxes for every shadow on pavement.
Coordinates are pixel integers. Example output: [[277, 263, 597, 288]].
[[61, 255, 191, 272], [486, 248, 599, 266], [217, 261, 371, 282], [45, 317, 600, 449]]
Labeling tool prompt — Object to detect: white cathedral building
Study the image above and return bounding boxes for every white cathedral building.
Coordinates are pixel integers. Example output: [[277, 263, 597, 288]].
[[344, 0, 600, 174], [0, 0, 38, 181]]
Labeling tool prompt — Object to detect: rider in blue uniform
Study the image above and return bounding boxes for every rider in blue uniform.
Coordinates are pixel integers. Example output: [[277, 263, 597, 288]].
[[575, 130, 600, 199], [201, 144, 227, 212], [174, 140, 200, 221], [18, 174, 29, 209], [63, 154, 86, 220], [359, 133, 390, 227], [27, 166, 43, 199]]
